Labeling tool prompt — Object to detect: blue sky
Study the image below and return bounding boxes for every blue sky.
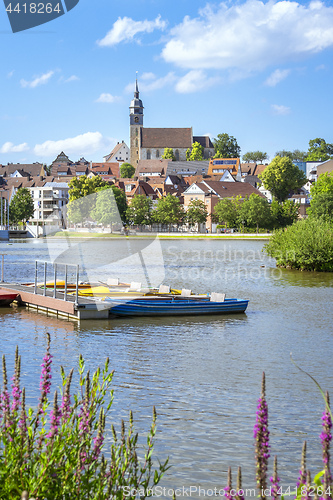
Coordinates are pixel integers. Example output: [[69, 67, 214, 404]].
[[1, 0, 333, 165]]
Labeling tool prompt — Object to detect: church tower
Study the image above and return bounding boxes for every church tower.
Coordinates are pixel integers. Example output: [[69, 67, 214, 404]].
[[129, 78, 144, 165]]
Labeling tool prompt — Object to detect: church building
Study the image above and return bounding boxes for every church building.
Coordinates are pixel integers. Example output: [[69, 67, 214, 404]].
[[129, 80, 215, 165]]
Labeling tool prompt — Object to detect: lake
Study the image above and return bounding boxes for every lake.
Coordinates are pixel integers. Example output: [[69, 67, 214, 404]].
[[0, 237, 332, 498]]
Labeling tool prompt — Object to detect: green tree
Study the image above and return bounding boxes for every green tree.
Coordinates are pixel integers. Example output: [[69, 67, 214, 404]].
[[120, 163, 135, 178], [152, 194, 185, 230], [92, 186, 127, 231], [275, 150, 307, 161], [68, 175, 108, 202], [213, 196, 242, 228], [162, 148, 176, 161], [186, 200, 208, 230], [126, 194, 153, 226], [186, 148, 191, 161], [308, 193, 333, 222], [308, 172, 333, 221], [306, 138, 333, 162], [291, 149, 307, 162], [187, 142, 204, 161], [270, 199, 299, 228], [259, 156, 306, 202], [9, 187, 34, 224], [67, 175, 109, 223], [213, 133, 240, 158], [239, 194, 271, 233], [242, 151, 268, 163]]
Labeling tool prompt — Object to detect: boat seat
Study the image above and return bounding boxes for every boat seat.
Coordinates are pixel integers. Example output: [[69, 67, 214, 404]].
[[107, 278, 119, 286], [181, 288, 192, 297], [210, 292, 226, 302], [130, 281, 142, 290], [159, 284, 170, 294]]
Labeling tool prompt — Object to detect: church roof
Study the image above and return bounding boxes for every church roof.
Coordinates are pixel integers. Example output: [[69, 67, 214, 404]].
[[193, 136, 214, 149], [141, 128, 193, 149]]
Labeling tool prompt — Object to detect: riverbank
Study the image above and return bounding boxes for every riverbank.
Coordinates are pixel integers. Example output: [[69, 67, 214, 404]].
[[51, 231, 271, 240]]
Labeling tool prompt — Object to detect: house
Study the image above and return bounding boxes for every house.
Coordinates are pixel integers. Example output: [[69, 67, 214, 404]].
[[183, 180, 264, 232], [207, 158, 242, 180], [104, 141, 130, 164], [29, 182, 69, 227], [317, 159, 333, 177], [135, 159, 169, 178], [91, 163, 120, 179], [116, 179, 157, 202], [0, 163, 45, 178]]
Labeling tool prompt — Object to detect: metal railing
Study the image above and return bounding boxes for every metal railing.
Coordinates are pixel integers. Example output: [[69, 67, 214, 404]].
[[34, 261, 80, 305], [0, 254, 6, 282]]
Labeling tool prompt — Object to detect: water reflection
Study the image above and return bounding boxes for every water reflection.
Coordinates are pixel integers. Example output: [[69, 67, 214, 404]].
[[0, 239, 332, 497]]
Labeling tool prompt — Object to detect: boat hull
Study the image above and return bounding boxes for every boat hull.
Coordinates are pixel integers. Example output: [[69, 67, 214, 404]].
[[105, 297, 249, 317], [0, 291, 18, 307]]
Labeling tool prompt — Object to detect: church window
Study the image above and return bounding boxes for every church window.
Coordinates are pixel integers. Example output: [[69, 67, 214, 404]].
[[135, 139, 138, 147], [147, 150, 151, 160], [175, 150, 180, 161], [156, 150, 160, 158], [136, 128, 138, 136]]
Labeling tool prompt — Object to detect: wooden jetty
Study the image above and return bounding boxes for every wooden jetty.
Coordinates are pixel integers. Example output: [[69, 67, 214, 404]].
[[0, 283, 111, 320], [0, 258, 111, 321]]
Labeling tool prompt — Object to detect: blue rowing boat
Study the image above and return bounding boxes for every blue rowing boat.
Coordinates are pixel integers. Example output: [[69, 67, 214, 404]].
[[105, 296, 249, 317]]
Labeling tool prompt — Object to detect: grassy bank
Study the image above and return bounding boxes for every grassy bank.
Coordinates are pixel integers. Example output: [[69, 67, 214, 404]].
[[50, 231, 271, 240]]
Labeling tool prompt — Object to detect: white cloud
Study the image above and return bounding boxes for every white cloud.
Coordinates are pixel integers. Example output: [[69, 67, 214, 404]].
[[316, 64, 326, 70], [95, 93, 120, 103], [34, 132, 113, 157], [21, 71, 54, 88], [64, 75, 79, 83], [141, 72, 156, 80], [175, 70, 220, 93], [125, 72, 176, 93], [271, 104, 291, 115], [97, 15, 166, 46], [161, 0, 333, 73], [0, 142, 29, 153], [7, 70, 14, 79], [265, 69, 290, 86]]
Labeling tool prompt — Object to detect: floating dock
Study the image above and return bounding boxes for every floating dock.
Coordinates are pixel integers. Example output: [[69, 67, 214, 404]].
[[0, 283, 111, 321]]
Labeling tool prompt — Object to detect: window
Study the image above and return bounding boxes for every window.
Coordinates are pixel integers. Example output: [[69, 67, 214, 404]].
[[156, 150, 160, 158], [135, 128, 138, 137], [147, 150, 151, 160], [175, 150, 180, 161], [135, 139, 138, 147]]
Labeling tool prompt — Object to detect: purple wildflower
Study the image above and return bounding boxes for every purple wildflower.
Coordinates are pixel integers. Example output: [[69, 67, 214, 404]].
[[254, 372, 270, 499], [224, 467, 234, 500], [2, 355, 11, 428], [270, 456, 280, 500], [296, 442, 307, 493], [321, 393, 332, 469], [37, 333, 53, 419], [60, 368, 74, 421], [19, 387, 27, 440], [92, 408, 105, 460], [39, 335, 53, 398], [236, 467, 245, 500], [11, 347, 22, 413], [46, 391, 61, 440]]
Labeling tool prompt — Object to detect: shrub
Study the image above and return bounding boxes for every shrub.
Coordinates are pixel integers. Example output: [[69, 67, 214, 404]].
[[264, 218, 333, 271], [0, 334, 168, 499]]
